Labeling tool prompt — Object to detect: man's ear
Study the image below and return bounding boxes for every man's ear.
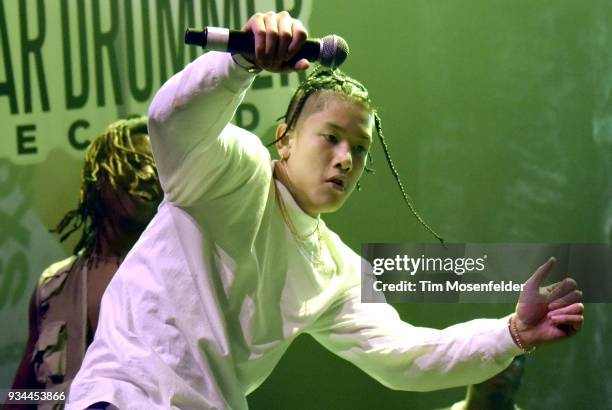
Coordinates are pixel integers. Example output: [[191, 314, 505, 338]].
[[275, 123, 292, 160]]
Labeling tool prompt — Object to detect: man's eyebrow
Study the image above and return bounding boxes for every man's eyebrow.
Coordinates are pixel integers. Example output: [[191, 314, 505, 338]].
[[325, 122, 372, 142]]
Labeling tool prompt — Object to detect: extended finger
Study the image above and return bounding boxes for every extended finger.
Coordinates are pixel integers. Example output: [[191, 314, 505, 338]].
[[525, 257, 556, 289], [288, 19, 308, 57], [277, 11, 293, 63], [547, 302, 583, 317], [546, 277, 577, 303], [263, 12, 280, 66], [548, 289, 583, 310]]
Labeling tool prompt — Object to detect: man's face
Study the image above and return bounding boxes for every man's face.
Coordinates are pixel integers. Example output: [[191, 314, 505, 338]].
[[276, 92, 373, 216], [102, 133, 162, 231]]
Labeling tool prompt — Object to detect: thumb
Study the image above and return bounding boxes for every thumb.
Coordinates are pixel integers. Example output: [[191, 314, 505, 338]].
[[292, 58, 310, 71], [525, 256, 556, 289]]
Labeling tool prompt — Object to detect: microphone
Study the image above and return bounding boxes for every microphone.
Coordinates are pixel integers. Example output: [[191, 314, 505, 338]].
[[184, 27, 349, 69]]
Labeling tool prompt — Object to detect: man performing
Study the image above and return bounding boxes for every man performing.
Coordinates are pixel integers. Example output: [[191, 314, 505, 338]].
[[67, 12, 584, 410], [6, 117, 161, 410]]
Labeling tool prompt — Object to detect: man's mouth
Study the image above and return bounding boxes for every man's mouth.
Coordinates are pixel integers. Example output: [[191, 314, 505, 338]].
[[131, 189, 160, 202], [133, 191, 153, 201], [326, 177, 346, 191]]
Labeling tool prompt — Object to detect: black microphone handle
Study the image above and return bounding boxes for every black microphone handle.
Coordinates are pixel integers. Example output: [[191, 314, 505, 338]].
[[226, 30, 321, 63]]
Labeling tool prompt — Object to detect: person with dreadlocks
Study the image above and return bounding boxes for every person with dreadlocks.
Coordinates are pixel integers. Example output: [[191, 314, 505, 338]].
[[7, 116, 161, 409], [67, 12, 583, 410]]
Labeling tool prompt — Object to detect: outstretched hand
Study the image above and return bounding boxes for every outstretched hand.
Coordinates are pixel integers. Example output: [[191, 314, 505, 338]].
[[512, 257, 584, 350]]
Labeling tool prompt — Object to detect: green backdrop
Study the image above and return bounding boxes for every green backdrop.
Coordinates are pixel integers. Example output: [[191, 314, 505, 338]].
[[1, 1, 610, 409]]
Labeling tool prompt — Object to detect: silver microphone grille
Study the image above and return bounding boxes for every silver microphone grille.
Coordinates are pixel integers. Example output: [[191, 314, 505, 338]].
[[319, 35, 349, 69]]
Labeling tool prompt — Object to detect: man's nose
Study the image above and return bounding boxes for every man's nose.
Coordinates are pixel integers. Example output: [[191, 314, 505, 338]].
[[141, 164, 157, 179], [334, 142, 352, 172]]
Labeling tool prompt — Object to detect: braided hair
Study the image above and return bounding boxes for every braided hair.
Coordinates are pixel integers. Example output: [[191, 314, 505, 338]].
[[51, 116, 158, 257], [270, 67, 445, 244]]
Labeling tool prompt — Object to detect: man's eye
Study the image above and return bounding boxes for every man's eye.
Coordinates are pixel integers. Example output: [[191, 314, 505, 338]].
[[129, 160, 143, 170], [354, 145, 368, 155], [325, 134, 338, 144]]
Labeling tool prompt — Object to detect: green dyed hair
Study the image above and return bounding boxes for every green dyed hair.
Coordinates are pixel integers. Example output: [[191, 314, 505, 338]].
[[51, 116, 157, 257], [271, 67, 445, 244]]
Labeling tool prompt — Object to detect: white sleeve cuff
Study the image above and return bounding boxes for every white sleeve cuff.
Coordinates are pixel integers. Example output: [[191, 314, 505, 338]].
[[231, 53, 262, 74]]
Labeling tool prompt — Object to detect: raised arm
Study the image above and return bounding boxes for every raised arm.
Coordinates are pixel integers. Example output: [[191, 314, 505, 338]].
[[147, 51, 258, 205], [147, 12, 309, 206]]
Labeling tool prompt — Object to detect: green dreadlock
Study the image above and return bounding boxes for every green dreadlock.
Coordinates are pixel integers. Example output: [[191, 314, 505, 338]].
[[269, 66, 445, 245], [51, 116, 158, 257]]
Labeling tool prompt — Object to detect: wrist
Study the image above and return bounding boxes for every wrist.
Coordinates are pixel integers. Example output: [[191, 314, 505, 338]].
[[508, 315, 536, 354], [231, 53, 261, 74]]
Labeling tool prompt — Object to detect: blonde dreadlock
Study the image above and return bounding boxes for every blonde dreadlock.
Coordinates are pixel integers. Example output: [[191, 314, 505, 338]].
[[51, 116, 158, 257]]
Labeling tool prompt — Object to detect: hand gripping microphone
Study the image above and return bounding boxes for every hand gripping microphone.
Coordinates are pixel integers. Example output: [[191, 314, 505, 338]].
[[184, 27, 349, 69]]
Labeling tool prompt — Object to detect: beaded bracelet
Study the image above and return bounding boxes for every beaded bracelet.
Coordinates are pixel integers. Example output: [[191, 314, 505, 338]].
[[508, 315, 536, 354]]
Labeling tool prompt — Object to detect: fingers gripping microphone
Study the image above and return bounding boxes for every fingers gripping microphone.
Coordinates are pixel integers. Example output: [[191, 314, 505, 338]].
[[184, 27, 349, 69]]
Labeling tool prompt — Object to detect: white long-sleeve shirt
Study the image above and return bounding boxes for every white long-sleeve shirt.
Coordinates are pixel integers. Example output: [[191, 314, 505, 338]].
[[67, 52, 522, 410]]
